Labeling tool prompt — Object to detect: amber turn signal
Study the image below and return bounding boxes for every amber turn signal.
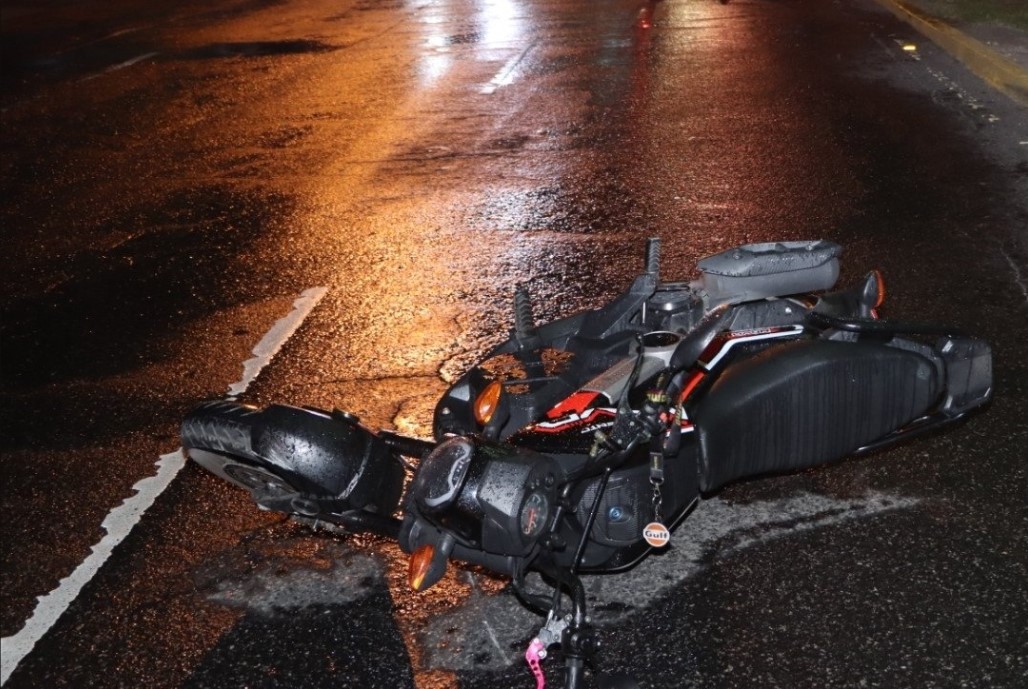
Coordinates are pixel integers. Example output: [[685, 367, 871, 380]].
[[473, 379, 503, 426], [408, 544, 435, 591]]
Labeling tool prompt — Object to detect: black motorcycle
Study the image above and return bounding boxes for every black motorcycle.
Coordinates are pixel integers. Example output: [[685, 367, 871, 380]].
[[182, 239, 991, 689]]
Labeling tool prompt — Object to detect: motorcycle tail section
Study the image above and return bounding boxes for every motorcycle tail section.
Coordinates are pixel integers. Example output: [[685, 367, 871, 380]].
[[935, 335, 992, 417]]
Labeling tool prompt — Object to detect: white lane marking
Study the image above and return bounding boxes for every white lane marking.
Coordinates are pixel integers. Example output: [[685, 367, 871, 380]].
[[480, 40, 537, 94], [1000, 246, 1028, 305], [0, 450, 185, 686], [107, 51, 160, 71], [229, 287, 328, 397], [68, 26, 147, 53], [103, 27, 145, 41], [47, 26, 147, 58], [80, 51, 159, 81], [0, 286, 328, 686]]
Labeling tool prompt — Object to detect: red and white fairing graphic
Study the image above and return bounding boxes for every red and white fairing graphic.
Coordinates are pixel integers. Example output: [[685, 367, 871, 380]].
[[674, 324, 806, 431], [526, 325, 807, 438], [531, 391, 615, 435], [696, 325, 806, 370]]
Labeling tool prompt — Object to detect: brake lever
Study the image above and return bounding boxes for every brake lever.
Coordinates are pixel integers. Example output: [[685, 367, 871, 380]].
[[525, 613, 570, 689]]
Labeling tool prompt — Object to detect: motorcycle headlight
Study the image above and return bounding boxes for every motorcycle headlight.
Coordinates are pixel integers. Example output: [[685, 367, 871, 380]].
[[407, 437, 562, 556], [409, 437, 474, 514]]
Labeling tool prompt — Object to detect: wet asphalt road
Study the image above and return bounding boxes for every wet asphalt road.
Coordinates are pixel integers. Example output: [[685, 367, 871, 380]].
[[2, 0, 1027, 688]]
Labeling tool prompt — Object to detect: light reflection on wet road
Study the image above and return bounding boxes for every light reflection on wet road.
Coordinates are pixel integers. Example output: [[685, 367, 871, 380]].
[[1, 0, 1026, 687]]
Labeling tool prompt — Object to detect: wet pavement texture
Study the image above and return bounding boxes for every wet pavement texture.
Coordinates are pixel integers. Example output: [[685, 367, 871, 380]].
[[2, 0, 1026, 688]]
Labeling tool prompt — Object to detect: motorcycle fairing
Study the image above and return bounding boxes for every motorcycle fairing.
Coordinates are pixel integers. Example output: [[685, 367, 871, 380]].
[[568, 444, 700, 572], [503, 324, 809, 454], [696, 325, 806, 370], [434, 290, 817, 444], [497, 322, 990, 571]]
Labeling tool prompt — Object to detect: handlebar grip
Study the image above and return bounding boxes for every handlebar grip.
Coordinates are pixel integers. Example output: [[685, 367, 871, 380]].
[[645, 237, 661, 276], [515, 286, 537, 337]]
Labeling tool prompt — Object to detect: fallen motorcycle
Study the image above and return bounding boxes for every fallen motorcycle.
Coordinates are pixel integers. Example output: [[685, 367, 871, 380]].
[[182, 239, 991, 689]]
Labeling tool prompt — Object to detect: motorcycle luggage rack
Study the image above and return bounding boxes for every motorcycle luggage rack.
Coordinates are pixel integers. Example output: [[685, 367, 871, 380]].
[[699, 240, 842, 304]]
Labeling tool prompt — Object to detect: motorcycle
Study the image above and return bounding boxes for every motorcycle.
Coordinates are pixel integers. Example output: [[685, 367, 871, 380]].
[[181, 239, 992, 689]]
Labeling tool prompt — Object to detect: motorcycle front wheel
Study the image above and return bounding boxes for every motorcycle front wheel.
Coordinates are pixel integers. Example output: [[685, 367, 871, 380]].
[[181, 401, 406, 516]]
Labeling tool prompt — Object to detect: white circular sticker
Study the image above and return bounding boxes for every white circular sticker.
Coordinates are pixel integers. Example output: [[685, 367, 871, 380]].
[[643, 521, 670, 548]]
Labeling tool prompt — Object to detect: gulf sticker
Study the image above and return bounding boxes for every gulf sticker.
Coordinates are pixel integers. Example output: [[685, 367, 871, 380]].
[[642, 521, 671, 548]]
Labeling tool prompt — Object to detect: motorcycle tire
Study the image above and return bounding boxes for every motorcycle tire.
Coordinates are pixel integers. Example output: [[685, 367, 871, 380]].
[[182, 401, 307, 499], [181, 401, 406, 516]]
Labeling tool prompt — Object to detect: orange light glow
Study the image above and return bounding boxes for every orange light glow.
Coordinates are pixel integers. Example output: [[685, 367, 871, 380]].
[[873, 269, 886, 310], [408, 544, 436, 591], [474, 379, 503, 425]]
